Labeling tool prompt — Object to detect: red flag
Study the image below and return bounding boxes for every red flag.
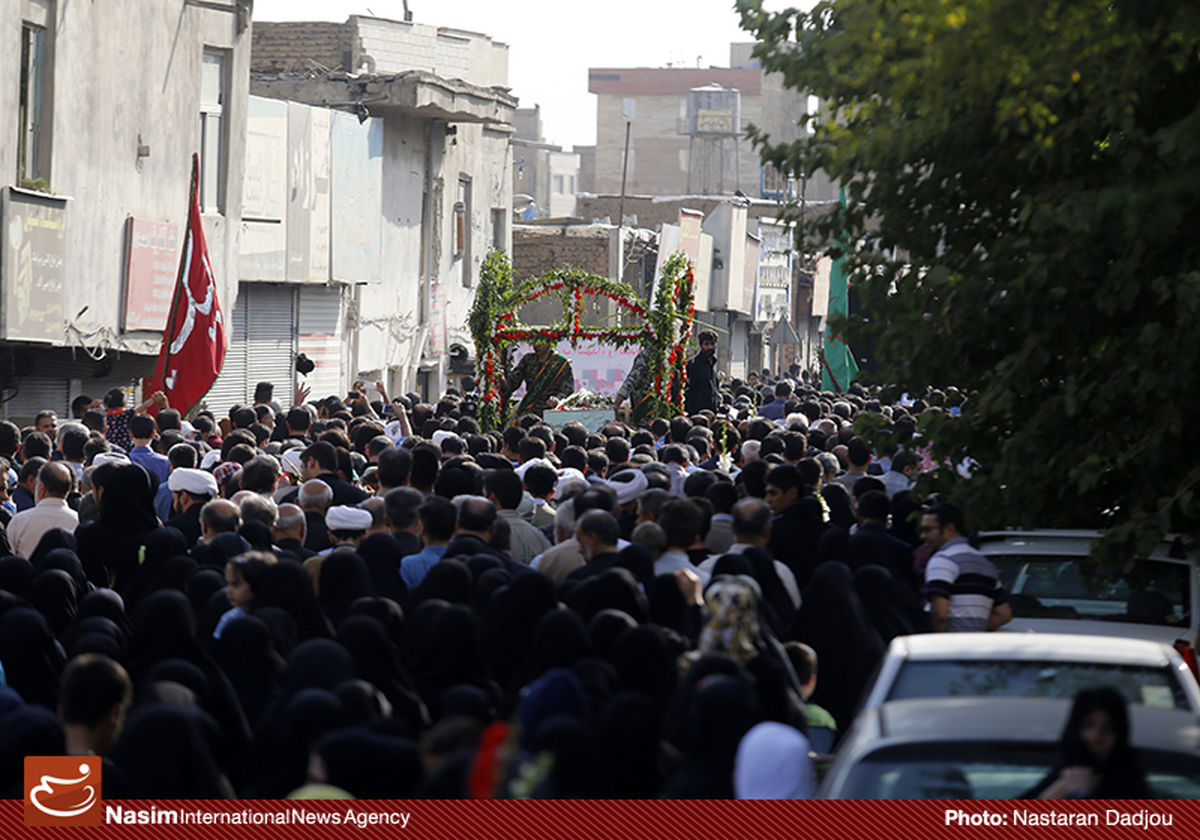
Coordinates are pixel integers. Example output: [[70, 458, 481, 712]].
[[145, 154, 227, 415]]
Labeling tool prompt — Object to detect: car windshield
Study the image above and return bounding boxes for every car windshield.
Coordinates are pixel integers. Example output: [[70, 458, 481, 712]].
[[987, 554, 1191, 627], [887, 660, 1189, 710], [838, 744, 1200, 799]]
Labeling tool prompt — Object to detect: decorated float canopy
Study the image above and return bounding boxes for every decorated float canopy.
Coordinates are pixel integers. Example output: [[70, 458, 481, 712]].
[[469, 251, 696, 430]]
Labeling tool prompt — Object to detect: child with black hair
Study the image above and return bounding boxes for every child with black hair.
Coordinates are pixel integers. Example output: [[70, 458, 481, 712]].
[[213, 550, 277, 639]]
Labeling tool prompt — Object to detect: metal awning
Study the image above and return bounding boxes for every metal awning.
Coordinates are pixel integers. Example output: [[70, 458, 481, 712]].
[[250, 69, 517, 125]]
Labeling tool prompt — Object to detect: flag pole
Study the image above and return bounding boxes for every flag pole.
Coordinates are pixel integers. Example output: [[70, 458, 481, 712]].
[[152, 154, 200, 390]]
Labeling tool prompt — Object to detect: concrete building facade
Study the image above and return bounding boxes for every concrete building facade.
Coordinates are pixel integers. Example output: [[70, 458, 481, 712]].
[[512, 105, 580, 220], [246, 15, 516, 400], [588, 44, 835, 202], [0, 0, 251, 422]]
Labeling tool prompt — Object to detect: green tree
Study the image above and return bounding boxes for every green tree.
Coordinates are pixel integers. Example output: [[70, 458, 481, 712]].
[[737, 0, 1200, 566]]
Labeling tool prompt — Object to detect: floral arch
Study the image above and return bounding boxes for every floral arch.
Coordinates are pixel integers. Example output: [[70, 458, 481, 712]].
[[469, 251, 696, 430]]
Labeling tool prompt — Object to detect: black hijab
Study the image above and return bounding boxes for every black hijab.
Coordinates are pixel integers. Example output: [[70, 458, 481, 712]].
[[74, 588, 132, 639], [790, 561, 886, 731], [101, 463, 161, 531], [663, 669, 762, 798], [821, 483, 856, 530], [212, 614, 285, 726], [239, 520, 274, 551], [479, 571, 557, 688], [472, 567, 511, 612], [247, 688, 347, 797], [110, 703, 233, 798], [126, 590, 251, 758], [253, 560, 333, 640], [126, 589, 205, 680], [649, 574, 689, 633], [317, 549, 374, 629], [594, 690, 666, 798], [144, 658, 210, 707], [407, 557, 472, 608], [439, 683, 496, 724], [527, 715, 600, 797], [407, 603, 501, 718], [816, 525, 850, 566], [511, 607, 592, 693], [561, 567, 649, 625], [63, 616, 127, 661], [278, 638, 357, 700], [32, 545, 87, 599], [121, 527, 189, 610], [186, 567, 227, 614], [316, 727, 423, 798], [854, 563, 925, 642], [0, 555, 33, 599], [356, 532, 409, 604], [587, 609, 638, 664], [742, 545, 799, 631], [254, 605, 300, 658], [0, 705, 66, 797], [0, 607, 65, 708], [190, 532, 252, 569], [335, 679, 395, 727], [76, 463, 159, 588], [29, 569, 78, 637], [336, 614, 429, 733], [28, 528, 78, 570], [347, 596, 405, 649], [609, 624, 676, 709]]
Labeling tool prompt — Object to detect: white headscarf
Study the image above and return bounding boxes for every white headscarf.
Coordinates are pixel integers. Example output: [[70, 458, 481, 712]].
[[734, 721, 814, 799]]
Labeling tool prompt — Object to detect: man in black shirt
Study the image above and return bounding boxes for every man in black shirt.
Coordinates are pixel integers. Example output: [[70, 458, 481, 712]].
[[299, 440, 367, 506], [685, 330, 720, 414]]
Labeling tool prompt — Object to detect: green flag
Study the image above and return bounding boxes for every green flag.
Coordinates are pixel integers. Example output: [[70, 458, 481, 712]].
[[821, 187, 858, 393]]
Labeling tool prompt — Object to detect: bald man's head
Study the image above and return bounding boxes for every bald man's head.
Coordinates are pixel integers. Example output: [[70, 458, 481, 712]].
[[200, 498, 241, 542], [273, 502, 306, 542], [38, 460, 74, 499]]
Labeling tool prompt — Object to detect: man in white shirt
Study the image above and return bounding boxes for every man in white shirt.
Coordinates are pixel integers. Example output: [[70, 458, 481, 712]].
[[9, 461, 78, 558]]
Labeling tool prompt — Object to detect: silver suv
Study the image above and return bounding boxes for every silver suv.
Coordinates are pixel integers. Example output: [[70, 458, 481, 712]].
[[977, 530, 1197, 656]]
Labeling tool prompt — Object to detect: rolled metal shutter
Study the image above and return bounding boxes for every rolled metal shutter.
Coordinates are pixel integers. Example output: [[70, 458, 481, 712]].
[[245, 283, 297, 406], [202, 285, 250, 416], [2, 378, 69, 425], [297, 285, 345, 402]]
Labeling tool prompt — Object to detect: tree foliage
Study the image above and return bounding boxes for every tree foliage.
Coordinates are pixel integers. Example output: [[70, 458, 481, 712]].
[[737, 0, 1200, 566]]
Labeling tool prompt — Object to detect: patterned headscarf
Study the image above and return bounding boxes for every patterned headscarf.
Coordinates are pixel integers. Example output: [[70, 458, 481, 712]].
[[695, 577, 761, 666]]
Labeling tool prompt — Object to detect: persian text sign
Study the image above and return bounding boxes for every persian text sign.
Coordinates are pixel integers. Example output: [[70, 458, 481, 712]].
[[2, 187, 66, 343], [124, 217, 180, 331]]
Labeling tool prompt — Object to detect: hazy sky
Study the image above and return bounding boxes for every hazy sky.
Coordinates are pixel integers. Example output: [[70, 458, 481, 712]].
[[252, 0, 757, 150]]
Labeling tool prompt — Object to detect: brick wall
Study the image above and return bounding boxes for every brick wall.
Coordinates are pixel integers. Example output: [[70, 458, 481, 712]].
[[512, 226, 610, 279], [251, 22, 352, 73]]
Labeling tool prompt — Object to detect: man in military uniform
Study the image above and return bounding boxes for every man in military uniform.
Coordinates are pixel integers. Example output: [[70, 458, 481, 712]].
[[505, 340, 575, 418], [614, 346, 656, 425]]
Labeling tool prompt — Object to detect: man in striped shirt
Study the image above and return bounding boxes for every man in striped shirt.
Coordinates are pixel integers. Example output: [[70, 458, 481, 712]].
[[921, 502, 1012, 632]]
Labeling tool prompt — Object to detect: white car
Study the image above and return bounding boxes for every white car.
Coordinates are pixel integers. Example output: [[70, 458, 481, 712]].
[[977, 530, 1198, 653], [861, 632, 1200, 714], [819, 696, 1200, 799]]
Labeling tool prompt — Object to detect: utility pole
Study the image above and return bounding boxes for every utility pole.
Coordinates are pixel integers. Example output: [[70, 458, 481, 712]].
[[618, 98, 635, 229]]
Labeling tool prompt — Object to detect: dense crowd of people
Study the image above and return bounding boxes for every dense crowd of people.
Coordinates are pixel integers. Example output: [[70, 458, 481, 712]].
[[0, 365, 1030, 800]]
